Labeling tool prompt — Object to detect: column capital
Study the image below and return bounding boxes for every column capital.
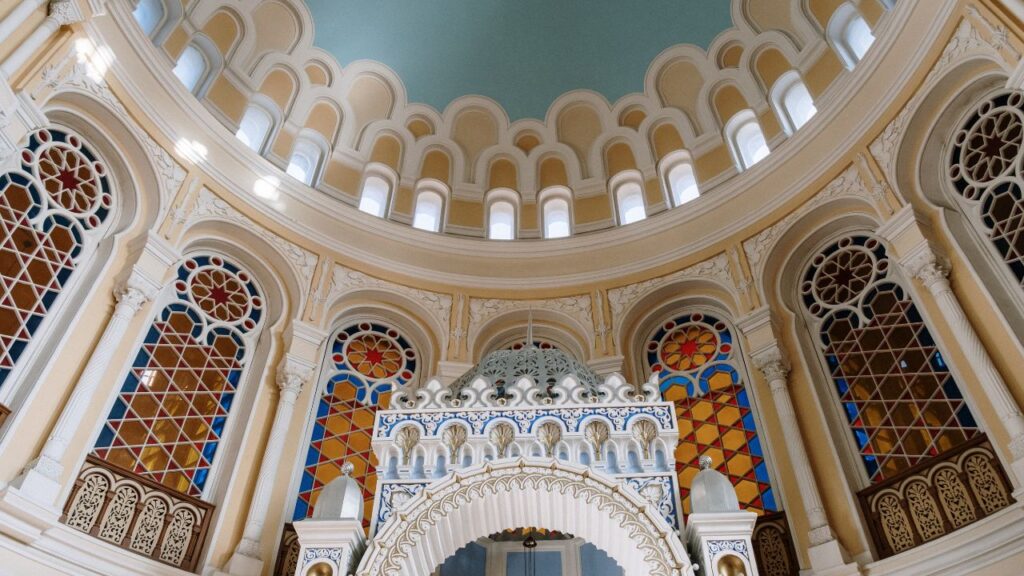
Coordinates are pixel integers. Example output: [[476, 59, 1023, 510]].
[[751, 345, 790, 386], [48, 0, 84, 25], [277, 355, 314, 396], [115, 268, 161, 313], [901, 243, 951, 294]]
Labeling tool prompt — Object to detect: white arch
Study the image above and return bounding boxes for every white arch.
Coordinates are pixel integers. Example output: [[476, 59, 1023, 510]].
[[356, 458, 692, 576]]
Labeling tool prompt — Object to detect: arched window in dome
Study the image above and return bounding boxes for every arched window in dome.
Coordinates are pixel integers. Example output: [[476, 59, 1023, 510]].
[[412, 189, 444, 232], [235, 102, 275, 154], [92, 254, 265, 497], [132, 0, 165, 37], [771, 71, 817, 135], [668, 161, 700, 207], [800, 234, 980, 482], [294, 323, 418, 527], [172, 41, 217, 97], [646, 312, 777, 515], [725, 110, 770, 171], [615, 181, 646, 225], [0, 128, 114, 392], [286, 136, 325, 186], [542, 196, 571, 239], [949, 90, 1024, 293], [359, 175, 391, 218], [488, 199, 516, 240], [828, 3, 875, 69]]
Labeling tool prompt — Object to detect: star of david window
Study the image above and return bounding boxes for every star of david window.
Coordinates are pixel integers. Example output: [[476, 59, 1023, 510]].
[[646, 312, 777, 515], [801, 234, 979, 482], [1, 128, 113, 389], [949, 90, 1024, 288], [92, 255, 264, 497], [295, 322, 417, 528]]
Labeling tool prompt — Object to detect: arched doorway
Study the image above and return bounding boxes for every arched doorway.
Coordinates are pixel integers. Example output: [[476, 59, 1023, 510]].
[[355, 458, 693, 576]]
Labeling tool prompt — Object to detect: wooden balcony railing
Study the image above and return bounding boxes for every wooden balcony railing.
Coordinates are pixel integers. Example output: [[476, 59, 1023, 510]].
[[0, 403, 10, 427], [858, 434, 1014, 559], [273, 523, 300, 576], [60, 455, 214, 572], [753, 511, 799, 576]]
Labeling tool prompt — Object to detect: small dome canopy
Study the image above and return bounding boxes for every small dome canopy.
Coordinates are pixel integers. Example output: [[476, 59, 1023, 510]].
[[690, 455, 740, 514], [451, 345, 602, 400], [312, 462, 364, 522]]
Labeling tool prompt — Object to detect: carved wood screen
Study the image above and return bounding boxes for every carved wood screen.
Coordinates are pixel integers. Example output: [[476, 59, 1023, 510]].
[[753, 511, 800, 576], [857, 434, 1013, 558]]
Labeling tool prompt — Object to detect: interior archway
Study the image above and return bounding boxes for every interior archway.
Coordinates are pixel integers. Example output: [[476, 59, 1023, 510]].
[[436, 527, 624, 576], [355, 459, 692, 576]]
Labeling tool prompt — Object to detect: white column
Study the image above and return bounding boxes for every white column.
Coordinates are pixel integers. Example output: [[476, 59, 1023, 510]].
[[9, 269, 159, 507], [225, 356, 314, 576], [751, 346, 858, 574], [0, 0, 84, 79], [902, 244, 1024, 488]]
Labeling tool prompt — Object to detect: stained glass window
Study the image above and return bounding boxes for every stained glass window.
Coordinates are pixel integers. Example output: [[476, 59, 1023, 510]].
[[949, 90, 1024, 289], [93, 255, 263, 497], [801, 234, 979, 482], [647, 312, 776, 515], [295, 322, 417, 527], [1, 128, 113, 390]]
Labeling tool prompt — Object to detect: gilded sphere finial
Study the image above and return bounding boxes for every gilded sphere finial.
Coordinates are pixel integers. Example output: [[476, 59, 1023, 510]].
[[699, 455, 713, 470]]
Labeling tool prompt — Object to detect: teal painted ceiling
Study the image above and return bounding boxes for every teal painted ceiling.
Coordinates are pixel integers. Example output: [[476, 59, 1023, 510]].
[[304, 0, 735, 121]]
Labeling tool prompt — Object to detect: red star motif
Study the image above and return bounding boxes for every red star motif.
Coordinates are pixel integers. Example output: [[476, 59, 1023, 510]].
[[364, 349, 384, 366], [57, 169, 80, 191], [679, 339, 699, 357], [209, 286, 229, 305]]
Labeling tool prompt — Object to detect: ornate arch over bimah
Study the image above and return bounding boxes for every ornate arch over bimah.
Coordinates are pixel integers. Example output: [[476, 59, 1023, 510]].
[[354, 458, 693, 576]]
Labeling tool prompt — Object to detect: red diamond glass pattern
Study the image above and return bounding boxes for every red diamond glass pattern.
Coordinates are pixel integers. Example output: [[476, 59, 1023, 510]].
[[295, 323, 417, 529], [93, 255, 263, 497], [801, 235, 979, 482], [0, 128, 111, 389], [647, 313, 776, 516]]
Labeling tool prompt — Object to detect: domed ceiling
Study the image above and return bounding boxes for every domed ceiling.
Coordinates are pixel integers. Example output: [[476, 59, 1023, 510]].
[[303, 0, 734, 120]]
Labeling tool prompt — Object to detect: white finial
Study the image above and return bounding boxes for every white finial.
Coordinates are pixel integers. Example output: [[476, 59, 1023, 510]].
[[699, 455, 713, 470], [341, 461, 355, 476]]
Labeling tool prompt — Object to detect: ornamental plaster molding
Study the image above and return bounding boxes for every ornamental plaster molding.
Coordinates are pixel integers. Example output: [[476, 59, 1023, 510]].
[[607, 253, 732, 335], [188, 187, 318, 287], [468, 294, 593, 339], [328, 264, 452, 333], [742, 165, 870, 277], [36, 58, 186, 219], [355, 459, 692, 576], [870, 16, 1010, 186], [48, 0, 84, 26]]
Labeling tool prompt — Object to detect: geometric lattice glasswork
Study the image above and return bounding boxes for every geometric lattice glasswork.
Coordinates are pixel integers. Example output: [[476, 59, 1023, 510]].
[[0, 128, 112, 389], [801, 234, 980, 482], [295, 322, 417, 528], [647, 312, 777, 515], [949, 90, 1024, 288], [93, 255, 263, 497]]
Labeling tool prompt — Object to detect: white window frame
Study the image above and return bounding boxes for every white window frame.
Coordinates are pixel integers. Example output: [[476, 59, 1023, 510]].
[[658, 150, 700, 208], [538, 186, 574, 239], [610, 170, 647, 226], [358, 165, 396, 218], [235, 97, 280, 155], [485, 188, 520, 240], [132, 0, 180, 45], [724, 110, 770, 171], [286, 132, 329, 186], [771, 70, 818, 135], [827, 2, 876, 70], [412, 179, 447, 233], [173, 35, 221, 98]]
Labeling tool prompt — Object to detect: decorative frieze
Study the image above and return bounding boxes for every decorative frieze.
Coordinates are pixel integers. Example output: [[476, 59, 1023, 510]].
[[188, 188, 318, 287], [468, 295, 592, 341], [328, 264, 452, 334]]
